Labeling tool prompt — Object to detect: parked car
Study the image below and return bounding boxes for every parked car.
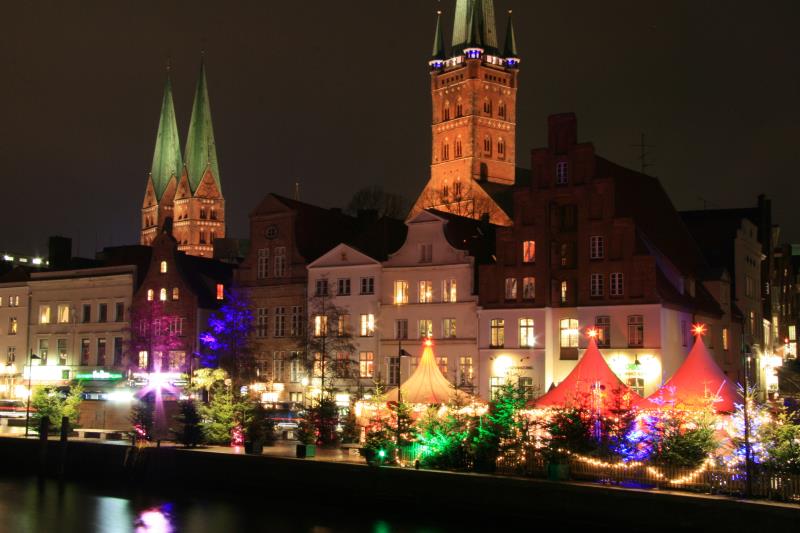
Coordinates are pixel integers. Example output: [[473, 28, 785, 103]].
[[0, 399, 28, 418]]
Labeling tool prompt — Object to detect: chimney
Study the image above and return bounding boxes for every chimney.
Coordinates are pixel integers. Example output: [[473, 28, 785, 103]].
[[548, 113, 578, 154], [48, 236, 72, 270]]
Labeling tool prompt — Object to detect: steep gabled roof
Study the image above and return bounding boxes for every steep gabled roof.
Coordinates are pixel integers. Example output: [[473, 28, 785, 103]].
[[184, 59, 220, 194], [150, 75, 183, 201]]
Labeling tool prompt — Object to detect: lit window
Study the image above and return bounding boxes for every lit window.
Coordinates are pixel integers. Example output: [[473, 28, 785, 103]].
[[590, 236, 605, 259], [522, 240, 536, 263], [147, 289, 154, 301], [522, 277, 535, 300], [437, 356, 448, 376], [443, 279, 457, 302], [610, 273, 624, 297], [560, 281, 568, 304], [360, 314, 375, 337], [359, 352, 374, 378], [418, 319, 433, 339], [560, 319, 579, 348], [216, 284, 224, 300], [628, 315, 644, 347], [595, 316, 610, 347], [556, 161, 569, 185], [393, 281, 409, 304], [459, 356, 474, 386], [626, 366, 645, 397], [172, 287, 179, 301], [418, 281, 433, 303], [39, 305, 51, 325], [519, 318, 535, 348], [336, 314, 349, 337], [8, 318, 17, 335], [504, 278, 517, 300], [722, 327, 729, 351], [160, 261, 168, 273], [490, 319, 505, 348], [590, 273, 604, 297], [313, 315, 327, 337], [138, 350, 148, 369], [159, 288, 167, 301], [443, 318, 457, 338], [57, 304, 70, 324]]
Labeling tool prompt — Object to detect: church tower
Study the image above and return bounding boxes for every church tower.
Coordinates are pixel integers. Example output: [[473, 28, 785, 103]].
[[140, 60, 225, 258], [410, 1, 520, 226]]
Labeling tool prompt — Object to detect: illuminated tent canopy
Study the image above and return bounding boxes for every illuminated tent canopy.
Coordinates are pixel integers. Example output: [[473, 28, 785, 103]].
[[530, 335, 640, 411], [384, 339, 470, 404], [637, 327, 739, 413]]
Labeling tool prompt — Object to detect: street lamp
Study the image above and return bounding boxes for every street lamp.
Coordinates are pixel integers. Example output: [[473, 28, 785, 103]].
[[24, 351, 41, 437], [742, 346, 753, 498]]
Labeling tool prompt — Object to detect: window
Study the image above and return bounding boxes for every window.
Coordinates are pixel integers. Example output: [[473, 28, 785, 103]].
[[419, 243, 433, 263], [273, 352, 285, 381], [455, 138, 462, 157], [453, 178, 462, 198], [523, 240, 536, 263], [522, 277, 535, 300], [256, 308, 268, 337], [498, 102, 506, 119], [58, 339, 68, 365], [359, 352, 374, 378], [590, 236, 605, 259], [504, 278, 517, 300], [419, 281, 433, 303], [443, 279, 457, 302], [610, 273, 624, 297], [556, 161, 569, 184], [443, 318, 457, 338], [291, 306, 303, 337], [483, 99, 492, 115], [456, 102, 463, 117], [595, 316, 610, 347], [98, 303, 107, 323], [38, 339, 49, 365], [497, 138, 505, 158], [97, 338, 107, 366], [490, 319, 505, 348], [80, 339, 90, 366], [315, 279, 329, 297], [168, 351, 185, 371], [560, 318, 579, 348], [483, 135, 492, 155], [113, 337, 123, 366], [360, 314, 375, 337], [437, 357, 448, 376], [160, 261, 168, 273], [39, 305, 51, 324], [167, 317, 184, 336], [490, 376, 505, 399], [274, 247, 286, 277], [138, 350, 148, 369], [393, 281, 409, 304], [337, 278, 351, 296], [519, 377, 535, 401], [442, 143, 450, 160], [334, 352, 350, 376], [560, 281, 568, 304], [274, 307, 286, 337], [8, 317, 17, 335], [115, 302, 124, 322], [519, 318, 535, 348], [745, 275, 755, 298], [360, 277, 375, 295], [6, 347, 15, 363], [395, 319, 408, 340], [722, 327, 729, 351], [590, 273, 604, 297], [419, 319, 433, 339], [388, 357, 400, 386], [216, 284, 224, 300], [336, 314, 349, 337], [560, 205, 577, 230], [443, 102, 450, 121], [628, 315, 644, 347], [54, 304, 69, 324], [290, 357, 303, 383], [257, 249, 269, 279], [172, 287, 179, 301], [312, 314, 326, 337], [147, 289, 154, 301], [459, 356, 474, 387], [159, 288, 167, 301], [626, 366, 645, 397]]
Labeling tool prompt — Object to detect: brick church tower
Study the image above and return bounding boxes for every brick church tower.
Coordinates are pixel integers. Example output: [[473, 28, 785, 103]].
[[141, 61, 225, 258], [409, 0, 520, 226]]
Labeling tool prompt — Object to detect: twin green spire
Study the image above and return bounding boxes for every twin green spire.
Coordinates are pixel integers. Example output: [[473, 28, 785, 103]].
[[149, 59, 220, 201], [437, 1, 517, 59]]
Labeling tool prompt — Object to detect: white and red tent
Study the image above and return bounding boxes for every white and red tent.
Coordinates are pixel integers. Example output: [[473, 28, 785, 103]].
[[530, 335, 640, 412], [384, 339, 470, 404]]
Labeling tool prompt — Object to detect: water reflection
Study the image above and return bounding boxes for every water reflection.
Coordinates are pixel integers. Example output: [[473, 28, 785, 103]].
[[135, 505, 174, 533]]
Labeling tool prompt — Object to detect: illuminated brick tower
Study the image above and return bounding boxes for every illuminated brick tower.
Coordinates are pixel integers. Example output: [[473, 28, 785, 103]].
[[141, 60, 225, 258], [410, 1, 520, 226]]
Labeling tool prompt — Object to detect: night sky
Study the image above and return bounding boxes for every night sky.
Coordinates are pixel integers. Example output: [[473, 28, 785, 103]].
[[2, 0, 800, 258]]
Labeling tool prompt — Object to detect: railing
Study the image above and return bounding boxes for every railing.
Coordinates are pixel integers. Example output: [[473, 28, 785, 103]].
[[495, 455, 800, 503]]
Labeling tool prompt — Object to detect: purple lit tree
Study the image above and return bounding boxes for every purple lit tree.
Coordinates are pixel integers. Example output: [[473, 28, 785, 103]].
[[127, 299, 186, 374]]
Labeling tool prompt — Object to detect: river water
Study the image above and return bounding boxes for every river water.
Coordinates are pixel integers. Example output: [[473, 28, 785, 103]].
[[0, 476, 503, 533]]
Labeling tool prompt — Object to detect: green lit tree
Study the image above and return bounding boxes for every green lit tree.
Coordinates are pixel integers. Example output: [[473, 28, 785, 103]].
[[29, 383, 84, 433], [469, 380, 529, 472], [174, 399, 203, 448], [198, 382, 249, 445]]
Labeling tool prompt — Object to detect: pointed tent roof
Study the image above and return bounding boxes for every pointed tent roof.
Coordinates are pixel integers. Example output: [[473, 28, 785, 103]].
[[637, 332, 740, 413], [502, 10, 518, 58], [385, 340, 469, 404], [150, 74, 182, 201], [452, 0, 498, 54], [184, 59, 221, 194], [531, 336, 640, 410], [431, 10, 446, 60]]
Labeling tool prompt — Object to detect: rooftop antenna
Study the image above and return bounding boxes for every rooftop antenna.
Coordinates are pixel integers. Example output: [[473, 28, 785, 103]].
[[632, 133, 654, 175], [294, 181, 301, 201]]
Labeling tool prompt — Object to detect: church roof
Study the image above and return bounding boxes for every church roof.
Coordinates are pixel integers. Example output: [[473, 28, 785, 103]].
[[531, 336, 640, 411], [150, 75, 183, 201], [502, 10, 518, 58], [431, 10, 446, 60], [637, 333, 740, 413], [184, 59, 221, 194], [452, 0, 498, 55], [385, 339, 470, 404]]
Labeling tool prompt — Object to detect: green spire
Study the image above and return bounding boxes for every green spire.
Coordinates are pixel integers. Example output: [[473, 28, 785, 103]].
[[452, 0, 498, 55], [150, 73, 182, 200], [184, 58, 221, 194], [431, 10, 446, 60], [503, 10, 518, 58]]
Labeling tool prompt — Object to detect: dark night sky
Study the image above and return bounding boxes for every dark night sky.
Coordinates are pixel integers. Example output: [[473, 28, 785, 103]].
[[2, 1, 800, 258]]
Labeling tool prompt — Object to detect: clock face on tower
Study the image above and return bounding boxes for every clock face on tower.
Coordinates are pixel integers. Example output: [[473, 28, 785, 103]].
[[265, 225, 278, 239]]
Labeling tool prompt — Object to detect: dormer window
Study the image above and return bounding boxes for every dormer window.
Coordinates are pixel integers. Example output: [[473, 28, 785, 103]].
[[556, 161, 569, 185]]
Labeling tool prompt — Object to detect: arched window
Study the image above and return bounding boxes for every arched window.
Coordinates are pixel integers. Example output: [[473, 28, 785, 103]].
[[210, 208, 217, 220], [160, 260, 167, 273], [483, 99, 492, 115], [443, 101, 451, 121], [483, 135, 492, 155], [172, 287, 180, 301], [455, 138, 463, 158], [454, 178, 462, 198], [147, 289, 154, 301], [159, 288, 167, 301], [442, 180, 449, 200], [498, 102, 506, 119], [200, 207, 207, 219], [497, 138, 505, 159], [456, 101, 463, 117], [442, 141, 450, 160]]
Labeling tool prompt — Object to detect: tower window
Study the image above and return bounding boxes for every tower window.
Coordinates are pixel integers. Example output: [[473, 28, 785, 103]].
[[483, 99, 492, 115], [159, 288, 167, 301], [483, 136, 492, 155], [443, 101, 451, 121], [160, 260, 167, 273], [556, 162, 569, 185], [497, 138, 505, 159], [455, 138, 462, 158], [210, 208, 217, 220], [456, 102, 463, 117], [498, 102, 506, 119], [200, 207, 207, 219], [147, 289, 154, 301], [454, 178, 462, 198], [442, 143, 450, 160], [442, 181, 449, 199]]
